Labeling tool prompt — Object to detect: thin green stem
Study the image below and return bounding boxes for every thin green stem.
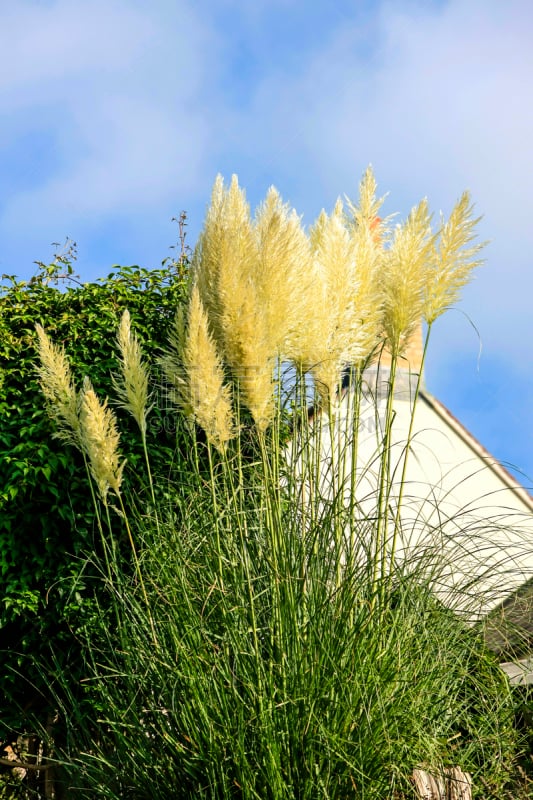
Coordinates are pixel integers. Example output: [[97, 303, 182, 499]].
[[115, 490, 158, 648], [347, 366, 362, 568], [206, 440, 224, 589], [80, 450, 115, 585], [141, 431, 161, 538], [324, 387, 345, 590], [221, 442, 265, 718], [389, 325, 433, 573], [372, 350, 398, 608]]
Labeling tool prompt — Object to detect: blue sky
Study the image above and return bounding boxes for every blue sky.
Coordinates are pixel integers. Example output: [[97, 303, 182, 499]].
[[1, 0, 533, 484]]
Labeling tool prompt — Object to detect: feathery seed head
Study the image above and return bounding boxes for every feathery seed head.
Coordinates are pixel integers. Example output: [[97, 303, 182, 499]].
[[190, 170, 481, 421], [193, 174, 288, 431], [381, 199, 433, 355], [229, 289, 276, 432], [163, 286, 235, 452], [254, 186, 313, 357], [423, 191, 485, 324], [79, 377, 125, 503], [35, 323, 82, 447], [193, 174, 259, 358], [346, 166, 388, 236], [293, 196, 382, 408], [114, 309, 151, 435]]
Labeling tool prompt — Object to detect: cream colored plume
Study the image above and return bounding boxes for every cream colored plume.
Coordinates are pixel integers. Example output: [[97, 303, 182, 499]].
[[79, 377, 125, 503], [192, 174, 279, 432], [35, 324, 81, 447], [253, 186, 313, 355], [114, 309, 151, 435], [291, 189, 382, 408], [381, 199, 433, 356], [345, 165, 387, 234], [188, 168, 481, 422], [162, 286, 235, 452], [423, 191, 485, 324], [193, 174, 259, 353]]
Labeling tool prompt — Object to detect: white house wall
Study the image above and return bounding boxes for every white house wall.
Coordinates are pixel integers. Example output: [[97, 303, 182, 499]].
[[286, 368, 533, 621]]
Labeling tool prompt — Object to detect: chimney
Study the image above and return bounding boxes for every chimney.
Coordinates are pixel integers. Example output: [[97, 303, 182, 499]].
[[375, 322, 425, 376]]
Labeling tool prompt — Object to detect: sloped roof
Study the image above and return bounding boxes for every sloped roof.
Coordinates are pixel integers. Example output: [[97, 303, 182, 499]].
[[418, 390, 533, 666], [419, 390, 533, 515]]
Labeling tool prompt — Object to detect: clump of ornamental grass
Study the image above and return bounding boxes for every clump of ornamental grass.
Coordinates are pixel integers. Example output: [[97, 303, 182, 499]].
[[33, 170, 521, 799], [52, 426, 518, 800], [35, 322, 155, 641]]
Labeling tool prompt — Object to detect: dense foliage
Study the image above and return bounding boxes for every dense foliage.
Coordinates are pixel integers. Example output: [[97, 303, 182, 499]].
[[0, 244, 189, 725]]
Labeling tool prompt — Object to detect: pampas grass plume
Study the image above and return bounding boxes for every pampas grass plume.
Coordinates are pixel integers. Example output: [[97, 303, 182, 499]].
[[114, 309, 151, 435], [79, 377, 125, 503], [345, 166, 387, 233], [382, 199, 433, 356], [193, 175, 278, 432], [292, 188, 382, 408], [35, 323, 81, 447], [193, 174, 258, 353], [254, 186, 312, 355], [163, 286, 235, 452], [424, 191, 485, 324]]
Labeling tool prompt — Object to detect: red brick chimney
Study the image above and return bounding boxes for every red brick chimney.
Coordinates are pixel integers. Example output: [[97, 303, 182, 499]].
[[374, 322, 425, 375]]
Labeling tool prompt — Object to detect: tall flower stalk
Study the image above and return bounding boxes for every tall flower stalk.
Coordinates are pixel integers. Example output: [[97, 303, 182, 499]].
[[369, 200, 433, 597], [35, 323, 82, 448], [79, 377, 157, 644], [388, 192, 485, 573], [114, 309, 162, 536], [35, 324, 156, 644]]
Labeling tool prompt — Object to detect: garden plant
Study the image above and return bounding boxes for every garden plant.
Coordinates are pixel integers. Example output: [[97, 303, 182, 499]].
[[2, 170, 530, 797]]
